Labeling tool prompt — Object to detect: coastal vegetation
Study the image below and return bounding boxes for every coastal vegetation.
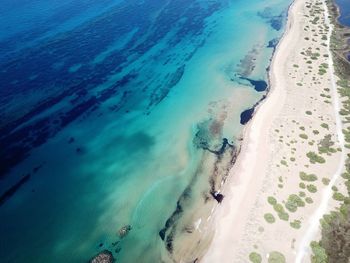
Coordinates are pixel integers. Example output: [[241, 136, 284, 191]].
[[249, 252, 262, 263], [268, 251, 286, 263], [306, 151, 326, 163], [264, 213, 276, 223], [299, 171, 317, 181], [290, 219, 302, 229], [310, 0, 350, 262]]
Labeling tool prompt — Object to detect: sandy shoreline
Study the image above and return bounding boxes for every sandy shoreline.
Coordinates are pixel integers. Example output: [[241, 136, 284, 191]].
[[202, 0, 345, 261]]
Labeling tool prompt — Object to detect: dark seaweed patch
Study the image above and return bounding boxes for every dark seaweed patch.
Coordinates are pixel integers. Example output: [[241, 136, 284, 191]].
[[240, 77, 268, 92], [240, 108, 254, 125], [267, 38, 279, 49], [0, 174, 31, 206], [257, 8, 285, 31]]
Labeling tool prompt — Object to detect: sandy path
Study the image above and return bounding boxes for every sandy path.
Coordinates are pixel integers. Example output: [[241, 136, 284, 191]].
[[295, 0, 346, 261]]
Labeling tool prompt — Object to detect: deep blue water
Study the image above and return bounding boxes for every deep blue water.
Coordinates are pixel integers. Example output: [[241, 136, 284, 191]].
[[0, 0, 291, 262], [335, 0, 350, 26]]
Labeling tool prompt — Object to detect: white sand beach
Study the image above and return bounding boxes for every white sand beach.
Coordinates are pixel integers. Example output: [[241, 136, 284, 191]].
[[202, 0, 347, 261]]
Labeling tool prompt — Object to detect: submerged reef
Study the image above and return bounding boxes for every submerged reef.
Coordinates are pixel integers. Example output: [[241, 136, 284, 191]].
[[89, 250, 114, 263], [159, 116, 238, 260], [258, 7, 286, 31], [0, 174, 31, 206]]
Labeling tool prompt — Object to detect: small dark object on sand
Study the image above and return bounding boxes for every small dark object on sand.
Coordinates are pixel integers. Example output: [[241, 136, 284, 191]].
[[89, 250, 114, 263], [211, 191, 224, 203]]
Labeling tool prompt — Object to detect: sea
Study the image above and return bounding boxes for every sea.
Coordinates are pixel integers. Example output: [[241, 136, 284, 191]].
[[335, 0, 350, 26], [0, 0, 291, 262]]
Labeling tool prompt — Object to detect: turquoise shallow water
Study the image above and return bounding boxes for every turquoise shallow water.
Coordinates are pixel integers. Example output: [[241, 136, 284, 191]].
[[0, 0, 291, 262]]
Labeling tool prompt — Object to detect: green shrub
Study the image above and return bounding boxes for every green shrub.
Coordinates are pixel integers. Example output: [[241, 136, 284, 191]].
[[300, 171, 317, 181], [305, 197, 313, 204], [307, 184, 318, 193], [285, 194, 305, 212], [299, 191, 306, 197], [299, 134, 308, 139], [319, 205, 350, 262], [290, 220, 301, 229], [268, 196, 277, 205], [249, 252, 262, 263], [321, 123, 329, 129], [306, 152, 326, 164], [310, 241, 328, 263], [333, 192, 345, 201], [268, 251, 286, 263], [264, 213, 275, 223]]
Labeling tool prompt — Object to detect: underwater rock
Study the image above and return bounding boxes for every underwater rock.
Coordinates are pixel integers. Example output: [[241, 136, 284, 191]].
[[267, 38, 279, 48], [89, 250, 114, 263], [211, 191, 224, 203], [118, 225, 132, 238]]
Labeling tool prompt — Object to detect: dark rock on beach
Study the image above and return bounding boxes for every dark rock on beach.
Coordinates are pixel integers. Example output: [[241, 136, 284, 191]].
[[89, 250, 114, 263], [211, 191, 224, 203]]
